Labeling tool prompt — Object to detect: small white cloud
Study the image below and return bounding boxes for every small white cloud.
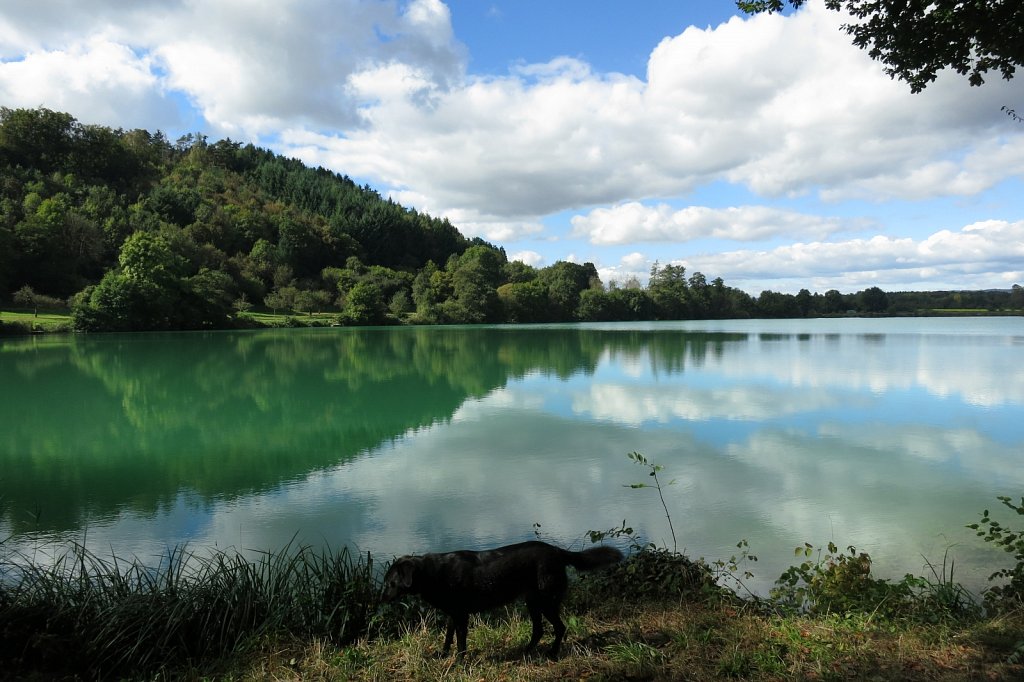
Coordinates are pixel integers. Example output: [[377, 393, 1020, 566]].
[[509, 250, 544, 267], [511, 56, 593, 82], [621, 252, 648, 269]]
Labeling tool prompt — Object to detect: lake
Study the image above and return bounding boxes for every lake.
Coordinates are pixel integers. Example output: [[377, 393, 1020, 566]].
[[2, 317, 1022, 596]]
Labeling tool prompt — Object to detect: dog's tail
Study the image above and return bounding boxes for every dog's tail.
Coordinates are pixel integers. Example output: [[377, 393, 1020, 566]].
[[564, 545, 624, 571]]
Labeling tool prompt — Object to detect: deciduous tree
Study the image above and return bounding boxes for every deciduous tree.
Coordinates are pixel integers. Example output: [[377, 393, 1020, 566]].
[[739, 0, 1023, 92]]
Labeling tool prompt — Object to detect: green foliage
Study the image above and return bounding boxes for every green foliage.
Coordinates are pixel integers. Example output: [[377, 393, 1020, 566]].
[[770, 542, 978, 623], [447, 245, 505, 323], [859, 286, 889, 313], [648, 261, 689, 320], [968, 495, 1024, 613], [498, 279, 549, 323], [709, 539, 760, 599], [577, 520, 720, 607], [71, 231, 238, 331], [537, 260, 600, 321], [772, 543, 898, 616], [340, 280, 387, 325]]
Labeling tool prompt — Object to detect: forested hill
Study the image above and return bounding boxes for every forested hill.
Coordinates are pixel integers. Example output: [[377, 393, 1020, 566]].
[[0, 107, 503, 330], [1, 107, 1020, 332]]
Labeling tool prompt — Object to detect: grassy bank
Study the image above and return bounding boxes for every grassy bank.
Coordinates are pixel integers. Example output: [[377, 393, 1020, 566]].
[[0, 308, 324, 335], [0, 309, 73, 334], [3, 463, 1024, 679], [217, 602, 1024, 681], [1, 536, 1023, 680], [0, 308, 347, 335]]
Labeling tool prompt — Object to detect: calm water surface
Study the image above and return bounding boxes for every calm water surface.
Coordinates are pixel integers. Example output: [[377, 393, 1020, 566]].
[[2, 318, 1022, 595]]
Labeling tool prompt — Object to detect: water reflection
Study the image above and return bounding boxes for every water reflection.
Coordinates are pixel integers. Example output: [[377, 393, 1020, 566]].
[[1, 319, 1022, 595]]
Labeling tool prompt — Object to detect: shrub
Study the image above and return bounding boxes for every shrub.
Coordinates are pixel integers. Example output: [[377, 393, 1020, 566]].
[[969, 495, 1024, 614]]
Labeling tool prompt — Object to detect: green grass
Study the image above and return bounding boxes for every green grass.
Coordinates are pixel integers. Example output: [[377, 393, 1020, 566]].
[[238, 310, 296, 324], [216, 603, 1024, 681], [0, 308, 336, 334], [236, 310, 338, 327], [0, 308, 72, 333]]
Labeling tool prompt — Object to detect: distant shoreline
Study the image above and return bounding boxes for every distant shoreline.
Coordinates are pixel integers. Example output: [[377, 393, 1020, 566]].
[[2, 306, 1021, 337]]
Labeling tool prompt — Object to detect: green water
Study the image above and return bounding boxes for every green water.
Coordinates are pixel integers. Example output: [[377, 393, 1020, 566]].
[[2, 318, 1022, 594]]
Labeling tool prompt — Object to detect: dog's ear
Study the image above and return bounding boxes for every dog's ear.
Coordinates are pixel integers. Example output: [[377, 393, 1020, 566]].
[[383, 556, 418, 598], [395, 557, 417, 588]]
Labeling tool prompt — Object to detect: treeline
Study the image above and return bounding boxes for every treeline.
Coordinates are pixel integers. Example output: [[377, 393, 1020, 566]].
[[1, 107, 1020, 331], [751, 285, 1024, 318]]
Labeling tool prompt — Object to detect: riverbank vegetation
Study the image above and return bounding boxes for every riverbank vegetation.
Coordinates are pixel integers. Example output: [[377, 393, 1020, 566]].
[[2, 107, 1021, 335], [2, 496, 1023, 679]]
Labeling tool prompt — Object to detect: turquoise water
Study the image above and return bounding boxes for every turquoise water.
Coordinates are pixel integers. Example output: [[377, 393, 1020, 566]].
[[2, 317, 1022, 594]]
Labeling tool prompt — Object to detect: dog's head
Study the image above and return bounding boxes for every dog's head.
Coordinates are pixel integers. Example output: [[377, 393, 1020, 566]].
[[382, 556, 420, 600]]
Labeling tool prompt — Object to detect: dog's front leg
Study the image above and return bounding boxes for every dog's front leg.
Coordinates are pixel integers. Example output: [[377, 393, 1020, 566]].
[[442, 617, 456, 655], [453, 612, 470, 655]]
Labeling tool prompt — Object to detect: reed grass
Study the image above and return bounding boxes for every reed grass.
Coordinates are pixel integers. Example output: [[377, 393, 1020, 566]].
[[0, 539, 382, 678]]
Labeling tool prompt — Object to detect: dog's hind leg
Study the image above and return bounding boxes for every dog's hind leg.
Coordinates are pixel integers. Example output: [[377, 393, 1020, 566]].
[[542, 602, 567, 658], [524, 594, 545, 650]]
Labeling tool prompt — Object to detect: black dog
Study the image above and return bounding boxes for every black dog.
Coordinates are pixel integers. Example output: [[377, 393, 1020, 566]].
[[382, 540, 623, 657]]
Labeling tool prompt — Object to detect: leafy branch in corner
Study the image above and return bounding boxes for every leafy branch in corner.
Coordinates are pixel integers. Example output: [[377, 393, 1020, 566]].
[[967, 494, 1024, 613]]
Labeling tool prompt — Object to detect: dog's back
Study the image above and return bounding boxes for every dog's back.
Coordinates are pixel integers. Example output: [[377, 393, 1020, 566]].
[[383, 540, 622, 656]]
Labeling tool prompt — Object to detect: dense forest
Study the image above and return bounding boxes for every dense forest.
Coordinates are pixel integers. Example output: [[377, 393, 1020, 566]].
[[1, 107, 1021, 332]]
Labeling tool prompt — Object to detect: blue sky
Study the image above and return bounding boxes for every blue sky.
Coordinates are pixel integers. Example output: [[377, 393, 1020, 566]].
[[2, 0, 1022, 294]]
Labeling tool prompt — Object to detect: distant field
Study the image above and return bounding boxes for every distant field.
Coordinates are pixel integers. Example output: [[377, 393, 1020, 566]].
[[0, 309, 73, 332], [239, 310, 333, 325], [239, 311, 288, 324], [0, 308, 337, 334]]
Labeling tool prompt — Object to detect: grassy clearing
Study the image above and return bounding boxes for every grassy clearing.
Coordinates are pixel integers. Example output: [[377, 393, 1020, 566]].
[[0, 308, 334, 334], [236, 310, 341, 327], [0, 308, 72, 333], [179, 601, 1024, 681]]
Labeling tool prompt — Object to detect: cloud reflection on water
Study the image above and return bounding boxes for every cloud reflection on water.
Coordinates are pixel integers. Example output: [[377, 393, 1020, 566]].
[[2, 319, 1020, 597]]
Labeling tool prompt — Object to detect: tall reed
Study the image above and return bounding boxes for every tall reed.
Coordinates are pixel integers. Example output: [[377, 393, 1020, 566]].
[[0, 539, 380, 678]]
